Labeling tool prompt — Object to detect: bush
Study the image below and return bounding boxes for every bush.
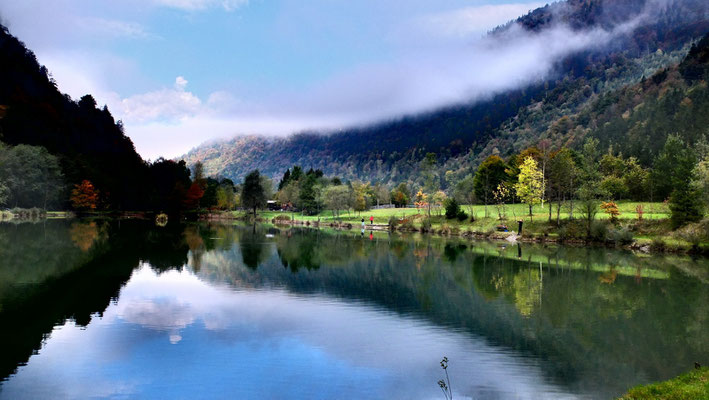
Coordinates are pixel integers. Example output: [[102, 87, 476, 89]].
[[420, 218, 432, 232], [674, 219, 709, 247], [444, 198, 460, 220], [388, 216, 398, 231], [651, 236, 666, 251], [273, 215, 291, 221], [456, 210, 468, 221], [590, 221, 608, 242], [607, 227, 634, 245]]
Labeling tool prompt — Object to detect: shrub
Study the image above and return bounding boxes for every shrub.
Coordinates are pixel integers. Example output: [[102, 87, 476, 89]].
[[388, 216, 398, 231], [651, 236, 666, 251], [273, 215, 291, 221], [444, 198, 460, 220], [590, 221, 609, 242], [607, 227, 634, 245], [674, 219, 709, 247], [456, 210, 467, 221], [420, 218, 432, 232]]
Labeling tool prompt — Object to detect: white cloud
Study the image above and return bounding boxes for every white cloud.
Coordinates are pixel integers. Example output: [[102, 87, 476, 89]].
[[150, 0, 248, 11], [76, 17, 152, 39], [111, 12, 647, 160], [174, 76, 188, 89], [0, 0, 658, 161], [118, 77, 202, 123]]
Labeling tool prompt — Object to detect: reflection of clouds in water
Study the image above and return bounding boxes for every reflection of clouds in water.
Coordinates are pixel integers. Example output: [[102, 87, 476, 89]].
[[115, 288, 195, 344], [118, 298, 194, 331], [102, 266, 576, 399], [1, 264, 578, 400]]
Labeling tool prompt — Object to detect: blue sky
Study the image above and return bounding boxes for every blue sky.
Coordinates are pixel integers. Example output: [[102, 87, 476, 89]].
[[0, 0, 576, 159]]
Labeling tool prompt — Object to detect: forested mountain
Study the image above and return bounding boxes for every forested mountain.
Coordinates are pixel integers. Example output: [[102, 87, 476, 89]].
[[0, 24, 193, 211], [182, 0, 709, 188]]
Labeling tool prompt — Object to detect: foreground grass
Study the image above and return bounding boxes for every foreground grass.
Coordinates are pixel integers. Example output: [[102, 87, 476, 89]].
[[619, 367, 709, 400]]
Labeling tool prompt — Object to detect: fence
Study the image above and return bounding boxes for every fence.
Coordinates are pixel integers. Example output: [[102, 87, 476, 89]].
[[371, 204, 396, 210]]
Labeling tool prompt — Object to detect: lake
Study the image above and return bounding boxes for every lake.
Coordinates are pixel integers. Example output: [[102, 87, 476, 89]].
[[0, 220, 707, 399]]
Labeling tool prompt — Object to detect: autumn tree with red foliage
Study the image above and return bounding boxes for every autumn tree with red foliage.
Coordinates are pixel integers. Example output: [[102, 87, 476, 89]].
[[71, 180, 99, 210], [183, 182, 204, 209]]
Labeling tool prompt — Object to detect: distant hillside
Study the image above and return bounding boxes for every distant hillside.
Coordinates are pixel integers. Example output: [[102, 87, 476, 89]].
[[182, 0, 709, 187]]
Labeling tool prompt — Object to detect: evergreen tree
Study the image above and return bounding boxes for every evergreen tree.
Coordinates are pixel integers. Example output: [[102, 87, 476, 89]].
[[659, 136, 705, 227], [669, 186, 704, 228], [298, 173, 320, 215], [241, 170, 266, 218], [473, 155, 509, 215], [278, 168, 291, 190], [444, 198, 460, 220]]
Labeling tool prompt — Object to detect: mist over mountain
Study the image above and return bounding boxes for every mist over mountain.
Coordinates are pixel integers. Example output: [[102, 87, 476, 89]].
[[181, 0, 709, 186]]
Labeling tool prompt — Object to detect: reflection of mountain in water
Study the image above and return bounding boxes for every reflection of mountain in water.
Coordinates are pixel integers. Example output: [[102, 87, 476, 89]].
[[1, 221, 707, 398]]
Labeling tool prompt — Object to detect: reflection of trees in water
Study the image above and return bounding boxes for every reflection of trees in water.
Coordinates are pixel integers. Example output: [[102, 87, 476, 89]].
[[3, 222, 707, 397], [240, 226, 265, 270], [0, 219, 192, 381], [69, 221, 107, 252], [184, 225, 205, 271], [193, 227, 708, 397], [277, 230, 320, 272], [443, 243, 467, 263]]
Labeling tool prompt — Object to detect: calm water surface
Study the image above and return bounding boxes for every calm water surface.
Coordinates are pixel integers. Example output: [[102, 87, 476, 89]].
[[0, 220, 707, 399]]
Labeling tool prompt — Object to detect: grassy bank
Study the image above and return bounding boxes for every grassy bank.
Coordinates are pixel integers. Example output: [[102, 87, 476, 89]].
[[619, 367, 708, 400], [230, 201, 709, 254]]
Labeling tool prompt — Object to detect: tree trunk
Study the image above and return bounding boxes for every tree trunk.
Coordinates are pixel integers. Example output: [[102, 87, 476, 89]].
[[529, 204, 533, 221]]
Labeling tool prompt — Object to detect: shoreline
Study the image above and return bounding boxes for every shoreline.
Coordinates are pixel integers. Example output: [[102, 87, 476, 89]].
[[245, 214, 708, 257], [5, 209, 708, 257]]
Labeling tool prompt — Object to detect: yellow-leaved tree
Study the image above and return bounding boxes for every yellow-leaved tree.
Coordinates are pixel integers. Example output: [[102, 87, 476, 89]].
[[515, 156, 544, 221], [414, 189, 428, 213]]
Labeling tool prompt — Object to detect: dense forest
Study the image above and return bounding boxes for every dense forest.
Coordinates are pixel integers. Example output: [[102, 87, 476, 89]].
[[182, 0, 709, 189]]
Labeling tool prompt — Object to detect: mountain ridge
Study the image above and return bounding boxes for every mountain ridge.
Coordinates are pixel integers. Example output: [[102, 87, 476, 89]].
[[181, 0, 709, 186]]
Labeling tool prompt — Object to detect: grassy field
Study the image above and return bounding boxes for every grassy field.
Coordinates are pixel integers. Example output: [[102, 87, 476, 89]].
[[231, 201, 709, 253], [243, 201, 674, 225], [618, 367, 708, 400]]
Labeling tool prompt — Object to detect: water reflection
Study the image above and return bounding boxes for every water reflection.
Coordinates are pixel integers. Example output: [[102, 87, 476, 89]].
[[0, 220, 707, 399]]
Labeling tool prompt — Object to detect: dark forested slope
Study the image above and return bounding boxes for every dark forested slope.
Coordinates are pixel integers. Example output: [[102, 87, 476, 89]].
[[0, 25, 192, 210]]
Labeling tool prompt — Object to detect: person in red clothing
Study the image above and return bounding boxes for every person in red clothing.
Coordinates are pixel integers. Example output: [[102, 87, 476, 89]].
[[369, 215, 374, 225]]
